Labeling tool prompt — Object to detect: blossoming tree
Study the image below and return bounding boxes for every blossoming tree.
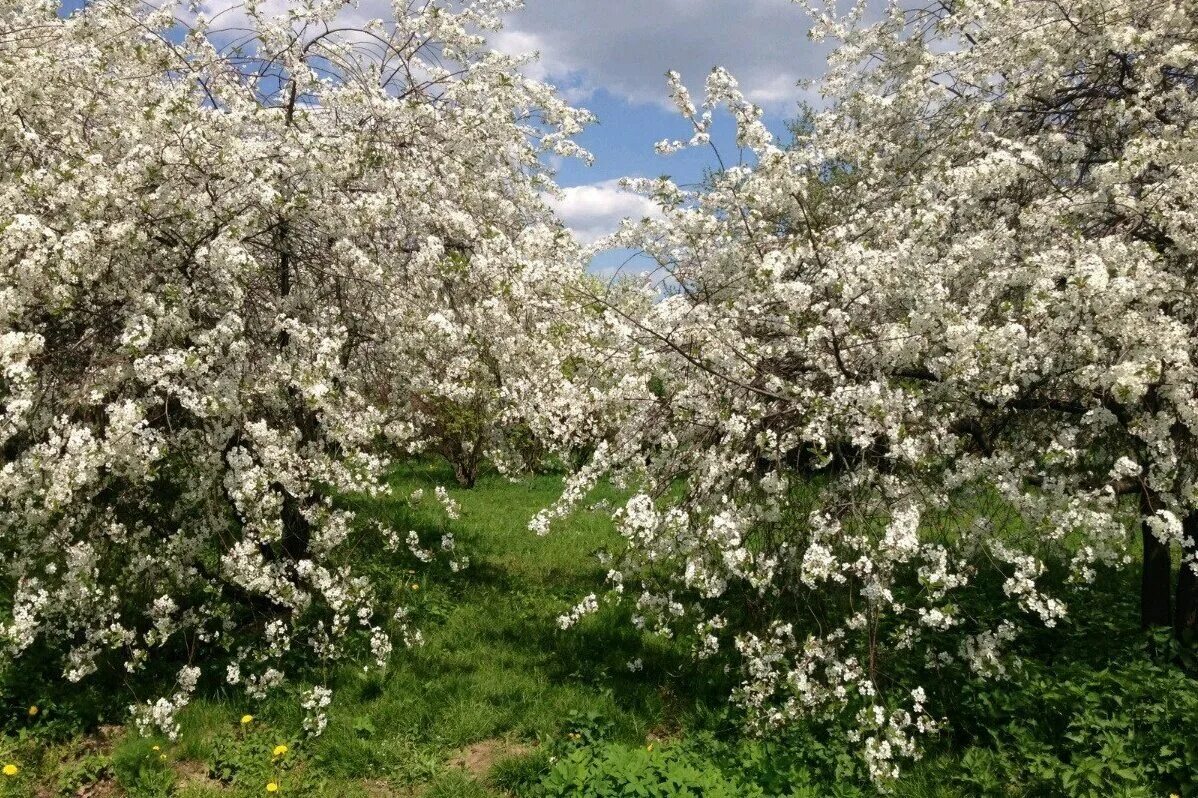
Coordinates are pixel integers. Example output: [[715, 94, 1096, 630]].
[[541, 0, 1198, 780], [0, 0, 592, 735]]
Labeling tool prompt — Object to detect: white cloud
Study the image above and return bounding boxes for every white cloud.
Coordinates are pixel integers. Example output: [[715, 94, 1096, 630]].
[[545, 180, 663, 244], [496, 0, 830, 111], [177, 0, 832, 112]]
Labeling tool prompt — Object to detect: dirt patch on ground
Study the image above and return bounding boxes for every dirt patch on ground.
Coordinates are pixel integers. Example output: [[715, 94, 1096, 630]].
[[73, 782, 118, 798], [645, 721, 682, 745], [39, 782, 119, 798], [446, 738, 533, 779], [36, 726, 126, 798], [173, 758, 229, 793], [35, 780, 117, 798]]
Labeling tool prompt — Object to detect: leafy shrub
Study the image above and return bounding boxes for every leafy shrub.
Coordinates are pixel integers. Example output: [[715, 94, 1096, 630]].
[[206, 726, 299, 790], [551, 709, 617, 754], [538, 742, 765, 798], [56, 754, 112, 796], [948, 645, 1198, 797], [110, 739, 174, 798]]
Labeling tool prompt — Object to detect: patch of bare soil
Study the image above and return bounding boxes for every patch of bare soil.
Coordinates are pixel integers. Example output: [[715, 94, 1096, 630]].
[[37, 725, 126, 798], [446, 738, 533, 779], [73, 782, 118, 798], [173, 758, 228, 792]]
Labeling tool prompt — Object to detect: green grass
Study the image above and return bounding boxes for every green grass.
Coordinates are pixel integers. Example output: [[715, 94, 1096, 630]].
[[19, 461, 694, 797], [3, 461, 1196, 797]]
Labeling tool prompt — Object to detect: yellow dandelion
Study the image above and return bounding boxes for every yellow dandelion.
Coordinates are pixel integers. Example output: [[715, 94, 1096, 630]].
[[2, 764, 18, 777], [240, 714, 254, 725], [152, 745, 161, 752], [410, 583, 419, 591], [272, 744, 288, 757], [266, 781, 279, 793], [159, 754, 167, 761], [27, 705, 38, 717]]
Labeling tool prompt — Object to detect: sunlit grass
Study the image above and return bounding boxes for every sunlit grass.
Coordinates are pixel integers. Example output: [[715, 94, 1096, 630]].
[[5, 460, 1191, 797]]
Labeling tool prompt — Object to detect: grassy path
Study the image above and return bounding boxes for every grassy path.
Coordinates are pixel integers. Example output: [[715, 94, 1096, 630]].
[[10, 462, 1192, 797], [108, 463, 687, 797]]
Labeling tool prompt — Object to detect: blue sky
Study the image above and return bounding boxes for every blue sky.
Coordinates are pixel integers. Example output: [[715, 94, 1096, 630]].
[[544, 91, 789, 278], [491, 0, 832, 259]]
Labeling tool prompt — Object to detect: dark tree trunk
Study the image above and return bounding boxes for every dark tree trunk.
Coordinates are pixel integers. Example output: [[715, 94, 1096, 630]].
[[454, 459, 478, 489], [281, 490, 312, 561], [1175, 512, 1198, 641], [1141, 492, 1173, 629], [273, 210, 316, 561], [446, 433, 483, 489]]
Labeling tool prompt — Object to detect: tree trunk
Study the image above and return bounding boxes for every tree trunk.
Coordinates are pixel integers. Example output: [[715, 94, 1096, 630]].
[[454, 459, 478, 489], [1141, 492, 1173, 629], [1175, 511, 1198, 641], [281, 490, 312, 561], [274, 208, 315, 561]]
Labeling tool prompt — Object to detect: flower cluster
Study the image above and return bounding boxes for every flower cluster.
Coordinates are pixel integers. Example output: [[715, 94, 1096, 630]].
[[0, 0, 593, 733], [540, 0, 1198, 780]]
